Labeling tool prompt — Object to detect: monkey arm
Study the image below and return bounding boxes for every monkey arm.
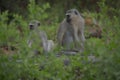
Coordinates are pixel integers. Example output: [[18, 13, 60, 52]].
[[57, 22, 66, 45], [80, 21, 85, 42], [73, 27, 80, 42], [39, 31, 48, 52]]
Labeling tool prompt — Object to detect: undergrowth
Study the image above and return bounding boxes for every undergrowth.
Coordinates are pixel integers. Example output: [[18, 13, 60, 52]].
[[0, 0, 120, 80]]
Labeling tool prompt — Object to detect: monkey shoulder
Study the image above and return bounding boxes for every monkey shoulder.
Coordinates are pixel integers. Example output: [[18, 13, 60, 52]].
[[58, 19, 68, 32], [60, 19, 68, 26], [78, 16, 85, 23], [39, 31, 48, 40]]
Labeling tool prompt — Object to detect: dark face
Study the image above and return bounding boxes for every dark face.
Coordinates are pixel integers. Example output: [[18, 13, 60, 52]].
[[66, 10, 72, 23], [66, 14, 71, 23], [29, 24, 34, 30], [65, 9, 79, 23], [29, 21, 41, 30]]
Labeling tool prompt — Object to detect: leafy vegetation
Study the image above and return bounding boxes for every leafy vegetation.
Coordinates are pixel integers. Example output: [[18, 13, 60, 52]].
[[0, 0, 120, 80]]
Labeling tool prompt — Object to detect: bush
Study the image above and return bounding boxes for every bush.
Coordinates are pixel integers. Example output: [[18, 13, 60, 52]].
[[0, 0, 120, 80]]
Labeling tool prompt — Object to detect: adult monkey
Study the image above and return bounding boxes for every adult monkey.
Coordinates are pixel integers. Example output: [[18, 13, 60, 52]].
[[28, 20, 54, 54], [57, 9, 85, 52]]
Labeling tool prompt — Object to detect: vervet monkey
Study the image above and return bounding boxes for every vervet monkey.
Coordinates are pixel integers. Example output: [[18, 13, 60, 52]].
[[27, 20, 54, 53], [57, 9, 85, 52]]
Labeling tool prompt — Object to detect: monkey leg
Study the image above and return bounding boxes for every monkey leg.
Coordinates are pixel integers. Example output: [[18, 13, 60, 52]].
[[79, 31, 85, 52]]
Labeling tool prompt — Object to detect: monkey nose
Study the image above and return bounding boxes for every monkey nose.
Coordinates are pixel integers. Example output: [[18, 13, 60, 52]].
[[29, 25, 34, 30], [66, 14, 70, 18]]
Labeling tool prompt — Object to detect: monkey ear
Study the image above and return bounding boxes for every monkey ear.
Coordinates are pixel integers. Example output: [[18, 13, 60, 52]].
[[38, 22, 40, 26]]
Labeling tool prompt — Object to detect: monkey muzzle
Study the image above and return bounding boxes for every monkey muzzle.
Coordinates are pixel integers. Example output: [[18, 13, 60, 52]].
[[29, 24, 34, 30], [66, 14, 71, 23]]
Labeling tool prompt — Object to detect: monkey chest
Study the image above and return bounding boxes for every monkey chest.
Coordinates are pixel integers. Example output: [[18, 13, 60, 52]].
[[30, 32, 41, 44]]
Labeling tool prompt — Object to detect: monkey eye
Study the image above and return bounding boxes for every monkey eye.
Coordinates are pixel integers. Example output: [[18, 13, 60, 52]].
[[74, 11, 78, 15]]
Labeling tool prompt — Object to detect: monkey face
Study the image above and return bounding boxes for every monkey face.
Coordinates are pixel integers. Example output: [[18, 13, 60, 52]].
[[66, 9, 79, 23], [29, 20, 40, 30], [29, 24, 34, 30]]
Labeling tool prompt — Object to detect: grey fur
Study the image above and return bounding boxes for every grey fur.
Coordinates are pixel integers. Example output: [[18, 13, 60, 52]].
[[57, 9, 85, 52], [28, 20, 54, 53]]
